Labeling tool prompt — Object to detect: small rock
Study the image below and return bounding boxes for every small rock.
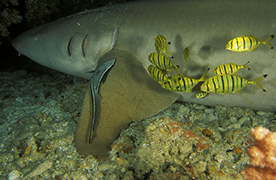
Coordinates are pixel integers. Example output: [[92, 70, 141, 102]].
[[23, 160, 52, 179], [194, 161, 207, 174], [8, 170, 21, 180]]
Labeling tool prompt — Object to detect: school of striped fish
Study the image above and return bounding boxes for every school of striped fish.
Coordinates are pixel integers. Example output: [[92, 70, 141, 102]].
[[147, 34, 273, 98]]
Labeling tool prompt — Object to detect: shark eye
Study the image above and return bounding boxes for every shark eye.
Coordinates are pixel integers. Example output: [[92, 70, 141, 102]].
[[33, 37, 38, 42]]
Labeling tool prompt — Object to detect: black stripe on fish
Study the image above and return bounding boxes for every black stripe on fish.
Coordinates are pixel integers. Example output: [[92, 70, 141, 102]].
[[226, 75, 230, 93], [182, 78, 186, 91], [188, 78, 193, 90], [220, 76, 224, 92], [219, 66, 223, 75], [231, 75, 234, 92], [211, 77, 216, 93], [168, 81, 172, 90], [229, 64, 233, 74], [240, 76, 243, 89], [236, 75, 240, 92], [223, 65, 227, 74], [187, 78, 192, 91], [242, 37, 245, 50], [234, 76, 237, 91], [249, 37, 252, 49], [156, 54, 160, 68], [206, 79, 209, 92]]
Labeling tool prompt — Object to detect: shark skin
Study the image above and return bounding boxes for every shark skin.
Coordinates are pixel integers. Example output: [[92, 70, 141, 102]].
[[12, 0, 276, 159], [12, 0, 276, 111]]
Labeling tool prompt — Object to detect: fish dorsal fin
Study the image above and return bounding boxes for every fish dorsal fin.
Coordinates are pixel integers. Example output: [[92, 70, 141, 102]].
[[74, 50, 179, 160]]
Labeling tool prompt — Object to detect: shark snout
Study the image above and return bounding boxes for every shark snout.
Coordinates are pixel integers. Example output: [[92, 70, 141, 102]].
[[12, 32, 30, 55], [12, 30, 41, 58], [12, 28, 54, 68]]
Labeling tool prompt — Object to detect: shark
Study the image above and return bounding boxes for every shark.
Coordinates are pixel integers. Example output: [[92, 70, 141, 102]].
[[12, 0, 276, 160]]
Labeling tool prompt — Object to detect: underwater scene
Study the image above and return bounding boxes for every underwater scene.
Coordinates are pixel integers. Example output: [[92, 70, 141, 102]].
[[1, 0, 276, 179]]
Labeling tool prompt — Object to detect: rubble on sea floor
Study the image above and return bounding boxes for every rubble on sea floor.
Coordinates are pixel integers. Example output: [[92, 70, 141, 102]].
[[1, 70, 276, 179]]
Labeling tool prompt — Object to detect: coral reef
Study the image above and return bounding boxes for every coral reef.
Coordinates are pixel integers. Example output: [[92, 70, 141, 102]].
[[111, 114, 250, 179], [0, 0, 130, 40], [241, 126, 276, 180], [0, 0, 22, 39], [24, 0, 61, 27]]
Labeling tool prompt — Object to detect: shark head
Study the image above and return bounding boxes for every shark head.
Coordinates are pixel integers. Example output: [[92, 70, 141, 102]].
[[12, 10, 120, 79]]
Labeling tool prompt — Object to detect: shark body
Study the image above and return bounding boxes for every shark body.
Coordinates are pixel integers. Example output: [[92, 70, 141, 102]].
[[12, 0, 276, 159]]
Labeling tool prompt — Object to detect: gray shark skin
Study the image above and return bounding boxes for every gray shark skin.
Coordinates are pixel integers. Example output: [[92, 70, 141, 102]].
[[12, 0, 276, 159], [12, 0, 276, 111]]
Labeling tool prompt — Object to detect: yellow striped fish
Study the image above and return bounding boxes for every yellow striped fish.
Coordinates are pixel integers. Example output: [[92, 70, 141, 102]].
[[161, 68, 210, 93], [200, 74, 268, 95], [148, 52, 179, 74], [195, 92, 208, 99], [147, 65, 169, 83], [226, 35, 274, 52], [183, 47, 190, 61], [213, 61, 250, 75], [154, 35, 173, 57]]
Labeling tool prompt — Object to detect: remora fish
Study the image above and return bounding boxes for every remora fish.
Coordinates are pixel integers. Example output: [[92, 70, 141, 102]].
[[12, 0, 276, 160]]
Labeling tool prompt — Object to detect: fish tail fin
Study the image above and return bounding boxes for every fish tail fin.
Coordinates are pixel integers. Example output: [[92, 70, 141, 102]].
[[164, 44, 170, 49], [243, 61, 251, 70], [164, 50, 173, 58], [195, 92, 208, 99], [251, 74, 268, 92], [198, 67, 210, 82], [263, 35, 274, 49]]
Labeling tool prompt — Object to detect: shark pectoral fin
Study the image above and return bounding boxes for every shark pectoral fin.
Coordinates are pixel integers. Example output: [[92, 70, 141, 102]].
[[74, 89, 93, 150], [89, 59, 116, 142], [74, 50, 180, 161]]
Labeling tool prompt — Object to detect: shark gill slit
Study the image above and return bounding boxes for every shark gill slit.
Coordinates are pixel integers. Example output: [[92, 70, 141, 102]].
[[67, 36, 73, 57], [82, 34, 89, 57]]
